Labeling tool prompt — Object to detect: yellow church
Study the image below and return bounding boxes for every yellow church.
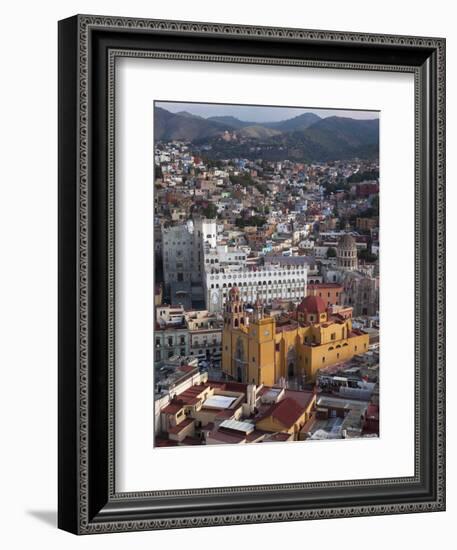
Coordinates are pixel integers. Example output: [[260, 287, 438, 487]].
[[222, 286, 369, 386]]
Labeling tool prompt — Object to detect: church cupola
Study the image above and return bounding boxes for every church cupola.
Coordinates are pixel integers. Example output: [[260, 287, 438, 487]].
[[297, 295, 328, 324], [337, 233, 358, 271]]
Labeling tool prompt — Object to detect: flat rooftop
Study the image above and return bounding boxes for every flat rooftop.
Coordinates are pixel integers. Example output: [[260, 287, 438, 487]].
[[203, 395, 237, 409]]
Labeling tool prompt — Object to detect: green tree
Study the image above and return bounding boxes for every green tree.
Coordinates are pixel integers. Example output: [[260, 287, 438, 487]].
[[347, 169, 379, 183], [235, 216, 266, 228], [358, 248, 377, 262], [202, 202, 218, 219], [229, 173, 255, 187], [326, 247, 337, 258]]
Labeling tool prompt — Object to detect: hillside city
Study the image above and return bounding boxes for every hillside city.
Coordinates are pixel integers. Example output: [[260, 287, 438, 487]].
[[153, 106, 380, 447]]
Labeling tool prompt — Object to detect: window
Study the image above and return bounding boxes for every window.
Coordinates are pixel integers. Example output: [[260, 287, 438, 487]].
[[168, 337, 173, 346], [322, 356, 325, 363], [180, 348, 186, 356], [275, 343, 280, 352], [331, 333, 336, 340]]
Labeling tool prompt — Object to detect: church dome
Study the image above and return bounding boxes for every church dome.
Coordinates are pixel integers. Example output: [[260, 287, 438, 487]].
[[297, 295, 327, 315], [336, 233, 358, 271], [338, 234, 356, 250]]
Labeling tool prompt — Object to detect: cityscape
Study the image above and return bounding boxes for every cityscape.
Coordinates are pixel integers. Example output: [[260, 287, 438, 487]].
[[153, 101, 380, 447]]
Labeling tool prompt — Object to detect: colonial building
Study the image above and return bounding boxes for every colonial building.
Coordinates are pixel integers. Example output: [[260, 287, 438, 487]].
[[162, 218, 217, 307], [341, 271, 380, 316], [222, 287, 369, 385], [155, 324, 190, 365], [205, 264, 308, 313], [185, 309, 223, 364], [155, 305, 223, 366]]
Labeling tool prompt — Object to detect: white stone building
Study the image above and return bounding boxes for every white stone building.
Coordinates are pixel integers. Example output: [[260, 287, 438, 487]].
[[204, 264, 308, 313], [162, 218, 310, 313]]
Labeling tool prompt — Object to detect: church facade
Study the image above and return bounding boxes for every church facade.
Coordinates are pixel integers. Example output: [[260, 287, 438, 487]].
[[222, 287, 369, 386]]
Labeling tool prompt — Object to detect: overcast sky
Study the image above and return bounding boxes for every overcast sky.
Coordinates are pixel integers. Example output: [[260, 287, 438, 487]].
[[156, 101, 379, 122]]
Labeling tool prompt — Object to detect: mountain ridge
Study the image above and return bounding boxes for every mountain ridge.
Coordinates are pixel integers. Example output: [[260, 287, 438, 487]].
[[155, 107, 379, 161]]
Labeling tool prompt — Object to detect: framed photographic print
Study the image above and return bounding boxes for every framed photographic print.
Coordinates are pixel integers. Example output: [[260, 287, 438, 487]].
[[58, 14, 446, 534]]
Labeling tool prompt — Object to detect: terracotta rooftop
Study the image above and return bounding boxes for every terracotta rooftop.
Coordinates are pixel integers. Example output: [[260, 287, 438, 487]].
[[275, 321, 299, 333], [297, 295, 327, 314], [208, 428, 246, 444], [307, 283, 342, 289], [246, 429, 268, 442], [178, 365, 197, 373], [168, 417, 194, 435], [283, 389, 316, 410], [258, 397, 307, 428], [161, 401, 184, 414]]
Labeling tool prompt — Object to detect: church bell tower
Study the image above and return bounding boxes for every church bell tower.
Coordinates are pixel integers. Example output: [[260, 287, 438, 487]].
[[224, 286, 246, 329]]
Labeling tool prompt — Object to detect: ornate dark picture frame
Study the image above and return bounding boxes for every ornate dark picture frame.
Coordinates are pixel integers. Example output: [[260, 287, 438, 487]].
[[58, 14, 446, 534]]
